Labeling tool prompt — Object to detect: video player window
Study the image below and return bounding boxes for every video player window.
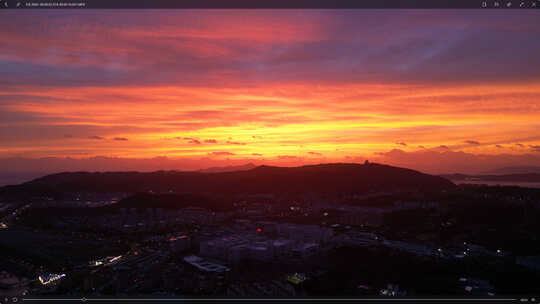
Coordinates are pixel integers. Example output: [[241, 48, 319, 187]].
[[1, 1, 539, 304]]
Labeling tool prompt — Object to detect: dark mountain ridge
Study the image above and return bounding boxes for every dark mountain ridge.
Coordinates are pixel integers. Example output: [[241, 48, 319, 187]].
[[1, 163, 455, 198], [198, 163, 257, 173]]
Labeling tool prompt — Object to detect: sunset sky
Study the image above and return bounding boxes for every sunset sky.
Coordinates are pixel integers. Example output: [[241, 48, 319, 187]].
[[1, 10, 540, 176]]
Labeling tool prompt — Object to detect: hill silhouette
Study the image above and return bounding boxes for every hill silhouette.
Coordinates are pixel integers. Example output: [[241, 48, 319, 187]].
[[1, 163, 455, 199], [198, 163, 257, 173]]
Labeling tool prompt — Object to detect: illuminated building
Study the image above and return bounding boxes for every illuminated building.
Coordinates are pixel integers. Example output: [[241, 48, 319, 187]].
[[38, 273, 66, 286]]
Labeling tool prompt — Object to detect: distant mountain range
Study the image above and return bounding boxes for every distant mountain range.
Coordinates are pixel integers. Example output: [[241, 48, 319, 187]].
[[0, 162, 260, 186], [197, 163, 257, 173], [482, 166, 540, 175], [441, 173, 540, 183], [0, 163, 454, 199]]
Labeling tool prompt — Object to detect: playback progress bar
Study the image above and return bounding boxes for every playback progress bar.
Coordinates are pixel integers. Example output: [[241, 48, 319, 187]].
[[14, 297, 534, 304]]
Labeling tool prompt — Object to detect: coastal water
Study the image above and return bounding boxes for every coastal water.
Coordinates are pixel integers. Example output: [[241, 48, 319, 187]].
[[453, 180, 540, 189]]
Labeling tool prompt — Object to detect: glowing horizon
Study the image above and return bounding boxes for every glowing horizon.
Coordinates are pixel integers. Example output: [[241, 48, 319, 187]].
[[1, 10, 540, 174]]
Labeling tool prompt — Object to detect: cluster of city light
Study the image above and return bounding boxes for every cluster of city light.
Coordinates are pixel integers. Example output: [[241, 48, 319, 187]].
[[90, 255, 122, 267], [108, 255, 122, 263], [0, 222, 7, 229], [169, 235, 188, 242], [286, 273, 308, 285], [380, 289, 397, 296], [38, 273, 66, 285]]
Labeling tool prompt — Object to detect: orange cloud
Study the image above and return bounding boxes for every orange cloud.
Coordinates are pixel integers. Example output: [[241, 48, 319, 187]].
[[1, 10, 539, 173]]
